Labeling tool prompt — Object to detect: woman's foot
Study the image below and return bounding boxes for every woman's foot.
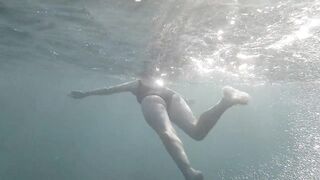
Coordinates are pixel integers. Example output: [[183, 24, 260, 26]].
[[222, 86, 250, 105], [186, 168, 204, 180]]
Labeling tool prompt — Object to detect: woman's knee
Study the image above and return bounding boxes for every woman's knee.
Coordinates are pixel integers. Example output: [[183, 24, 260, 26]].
[[158, 130, 182, 144], [193, 134, 205, 141], [158, 130, 174, 139], [191, 130, 206, 141]]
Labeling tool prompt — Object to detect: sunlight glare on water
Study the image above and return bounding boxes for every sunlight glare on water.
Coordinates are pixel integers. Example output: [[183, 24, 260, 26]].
[[152, 0, 320, 82], [267, 18, 320, 50]]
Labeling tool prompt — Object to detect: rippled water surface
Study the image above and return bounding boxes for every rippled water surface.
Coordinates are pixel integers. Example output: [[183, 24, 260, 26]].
[[0, 0, 319, 179]]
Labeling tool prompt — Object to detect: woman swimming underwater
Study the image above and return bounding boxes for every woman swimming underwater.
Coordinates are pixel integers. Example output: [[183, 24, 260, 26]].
[[69, 68, 250, 180]]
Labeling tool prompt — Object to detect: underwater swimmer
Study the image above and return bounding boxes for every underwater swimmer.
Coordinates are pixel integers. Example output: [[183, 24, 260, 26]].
[[69, 67, 250, 180]]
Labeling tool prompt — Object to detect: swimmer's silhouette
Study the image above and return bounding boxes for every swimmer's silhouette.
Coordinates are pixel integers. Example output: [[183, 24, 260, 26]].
[[69, 66, 250, 180]]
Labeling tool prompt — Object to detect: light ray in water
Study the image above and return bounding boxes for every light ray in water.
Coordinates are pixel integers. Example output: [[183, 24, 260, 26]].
[[267, 18, 320, 50], [217, 29, 224, 41], [236, 52, 260, 60]]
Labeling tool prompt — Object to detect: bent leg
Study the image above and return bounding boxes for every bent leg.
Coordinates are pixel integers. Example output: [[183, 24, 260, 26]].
[[169, 86, 250, 141], [141, 95, 203, 180], [168, 94, 199, 139]]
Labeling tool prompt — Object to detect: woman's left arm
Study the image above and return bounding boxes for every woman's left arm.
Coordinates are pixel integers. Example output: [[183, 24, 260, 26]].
[[69, 80, 138, 99]]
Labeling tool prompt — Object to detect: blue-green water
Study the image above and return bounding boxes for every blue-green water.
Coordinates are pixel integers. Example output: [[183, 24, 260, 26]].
[[0, 0, 319, 179]]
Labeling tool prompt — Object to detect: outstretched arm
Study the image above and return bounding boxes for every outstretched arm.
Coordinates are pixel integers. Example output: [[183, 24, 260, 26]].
[[69, 80, 138, 99]]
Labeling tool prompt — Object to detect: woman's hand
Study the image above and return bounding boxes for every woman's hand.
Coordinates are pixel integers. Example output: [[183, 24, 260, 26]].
[[69, 91, 88, 99]]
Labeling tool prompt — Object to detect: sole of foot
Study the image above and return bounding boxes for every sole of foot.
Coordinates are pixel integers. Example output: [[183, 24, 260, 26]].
[[223, 86, 250, 105]]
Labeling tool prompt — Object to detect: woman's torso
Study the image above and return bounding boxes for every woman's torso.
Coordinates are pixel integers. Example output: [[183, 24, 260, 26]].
[[132, 79, 175, 107]]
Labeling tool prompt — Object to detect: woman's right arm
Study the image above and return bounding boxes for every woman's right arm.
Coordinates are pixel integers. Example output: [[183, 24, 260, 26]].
[[69, 80, 138, 99]]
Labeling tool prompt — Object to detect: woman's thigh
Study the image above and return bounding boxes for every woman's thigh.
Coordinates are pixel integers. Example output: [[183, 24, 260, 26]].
[[141, 95, 175, 133], [168, 94, 197, 134]]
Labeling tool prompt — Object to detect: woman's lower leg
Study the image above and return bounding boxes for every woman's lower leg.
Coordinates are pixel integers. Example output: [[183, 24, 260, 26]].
[[157, 129, 201, 179], [192, 86, 250, 141], [194, 98, 232, 140]]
